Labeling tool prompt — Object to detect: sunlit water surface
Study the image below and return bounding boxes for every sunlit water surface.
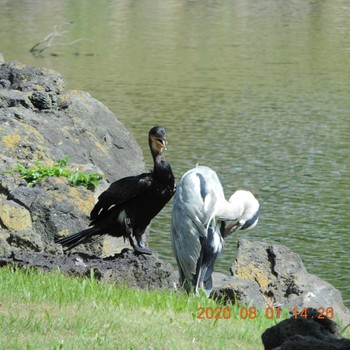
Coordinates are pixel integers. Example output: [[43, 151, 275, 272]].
[[1, 0, 349, 306]]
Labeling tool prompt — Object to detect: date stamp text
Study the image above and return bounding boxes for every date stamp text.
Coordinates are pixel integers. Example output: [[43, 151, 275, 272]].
[[197, 306, 334, 320]]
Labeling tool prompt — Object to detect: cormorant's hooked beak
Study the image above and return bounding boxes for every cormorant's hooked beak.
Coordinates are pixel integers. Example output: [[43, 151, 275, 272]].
[[156, 137, 167, 151]]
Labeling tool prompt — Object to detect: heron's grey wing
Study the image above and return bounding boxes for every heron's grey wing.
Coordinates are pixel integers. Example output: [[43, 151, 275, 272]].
[[197, 218, 226, 297], [171, 169, 218, 289], [171, 201, 203, 289]]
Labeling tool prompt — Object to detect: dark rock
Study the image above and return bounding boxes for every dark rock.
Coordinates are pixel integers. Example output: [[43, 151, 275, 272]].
[[275, 337, 350, 350], [262, 308, 350, 350], [231, 239, 350, 325], [0, 249, 176, 290], [29, 91, 52, 109], [0, 59, 147, 256], [0, 60, 65, 93]]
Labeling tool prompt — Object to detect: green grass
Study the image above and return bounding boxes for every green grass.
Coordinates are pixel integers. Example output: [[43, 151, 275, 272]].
[[1, 267, 346, 350], [4, 156, 103, 190]]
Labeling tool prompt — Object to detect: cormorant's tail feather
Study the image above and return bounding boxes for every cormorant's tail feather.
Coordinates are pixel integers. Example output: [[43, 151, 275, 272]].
[[55, 227, 104, 251]]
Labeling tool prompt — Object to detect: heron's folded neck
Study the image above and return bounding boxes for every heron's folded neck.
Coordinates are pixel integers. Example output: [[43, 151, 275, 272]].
[[215, 199, 244, 221]]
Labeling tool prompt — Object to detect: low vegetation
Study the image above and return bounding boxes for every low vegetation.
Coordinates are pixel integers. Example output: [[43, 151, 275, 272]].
[[0, 267, 287, 350], [5, 156, 103, 190], [2, 267, 348, 349]]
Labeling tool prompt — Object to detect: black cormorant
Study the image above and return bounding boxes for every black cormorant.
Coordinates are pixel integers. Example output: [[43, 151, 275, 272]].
[[56, 126, 176, 254]]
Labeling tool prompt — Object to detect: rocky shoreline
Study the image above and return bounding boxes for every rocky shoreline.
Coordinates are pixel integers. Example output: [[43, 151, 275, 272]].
[[1, 238, 349, 325], [1, 242, 349, 350], [0, 249, 176, 290], [1, 57, 349, 349]]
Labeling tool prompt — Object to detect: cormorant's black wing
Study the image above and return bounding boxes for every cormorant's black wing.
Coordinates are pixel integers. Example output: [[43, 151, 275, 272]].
[[90, 172, 152, 221]]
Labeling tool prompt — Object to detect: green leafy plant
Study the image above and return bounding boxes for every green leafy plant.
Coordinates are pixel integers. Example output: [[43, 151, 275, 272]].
[[5, 156, 103, 190]]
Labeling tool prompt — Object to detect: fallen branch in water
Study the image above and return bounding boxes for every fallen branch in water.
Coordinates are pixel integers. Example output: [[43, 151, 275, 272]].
[[30, 22, 90, 57]]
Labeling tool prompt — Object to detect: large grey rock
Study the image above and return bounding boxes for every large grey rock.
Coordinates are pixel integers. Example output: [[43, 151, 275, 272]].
[[0, 61, 145, 180], [0, 59, 147, 255], [211, 272, 266, 310], [231, 239, 350, 325], [170, 239, 349, 326], [0, 249, 176, 290]]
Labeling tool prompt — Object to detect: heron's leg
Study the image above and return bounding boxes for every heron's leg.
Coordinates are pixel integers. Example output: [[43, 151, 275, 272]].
[[194, 269, 203, 297], [203, 274, 213, 297], [178, 266, 192, 294], [197, 226, 218, 297], [194, 235, 206, 297]]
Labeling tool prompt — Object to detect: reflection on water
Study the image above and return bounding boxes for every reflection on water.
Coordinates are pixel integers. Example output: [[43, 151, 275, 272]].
[[1, 0, 349, 305]]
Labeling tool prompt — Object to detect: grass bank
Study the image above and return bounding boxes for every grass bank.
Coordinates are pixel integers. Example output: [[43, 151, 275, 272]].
[[0, 266, 319, 349]]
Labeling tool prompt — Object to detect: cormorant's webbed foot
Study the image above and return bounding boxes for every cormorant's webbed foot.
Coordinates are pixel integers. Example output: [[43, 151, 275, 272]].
[[133, 246, 153, 255], [128, 236, 153, 255]]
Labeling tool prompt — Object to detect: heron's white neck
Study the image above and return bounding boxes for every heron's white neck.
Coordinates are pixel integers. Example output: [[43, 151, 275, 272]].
[[215, 190, 258, 222], [214, 196, 244, 221]]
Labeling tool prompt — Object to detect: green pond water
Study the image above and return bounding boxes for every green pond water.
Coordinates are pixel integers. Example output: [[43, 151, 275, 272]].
[[1, 0, 349, 306]]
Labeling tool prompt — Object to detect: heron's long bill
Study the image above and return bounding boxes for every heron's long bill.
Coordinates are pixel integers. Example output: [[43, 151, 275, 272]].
[[224, 221, 242, 236]]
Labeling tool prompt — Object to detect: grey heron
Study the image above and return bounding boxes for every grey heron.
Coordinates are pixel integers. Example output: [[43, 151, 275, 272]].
[[56, 126, 176, 255], [171, 165, 259, 296]]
